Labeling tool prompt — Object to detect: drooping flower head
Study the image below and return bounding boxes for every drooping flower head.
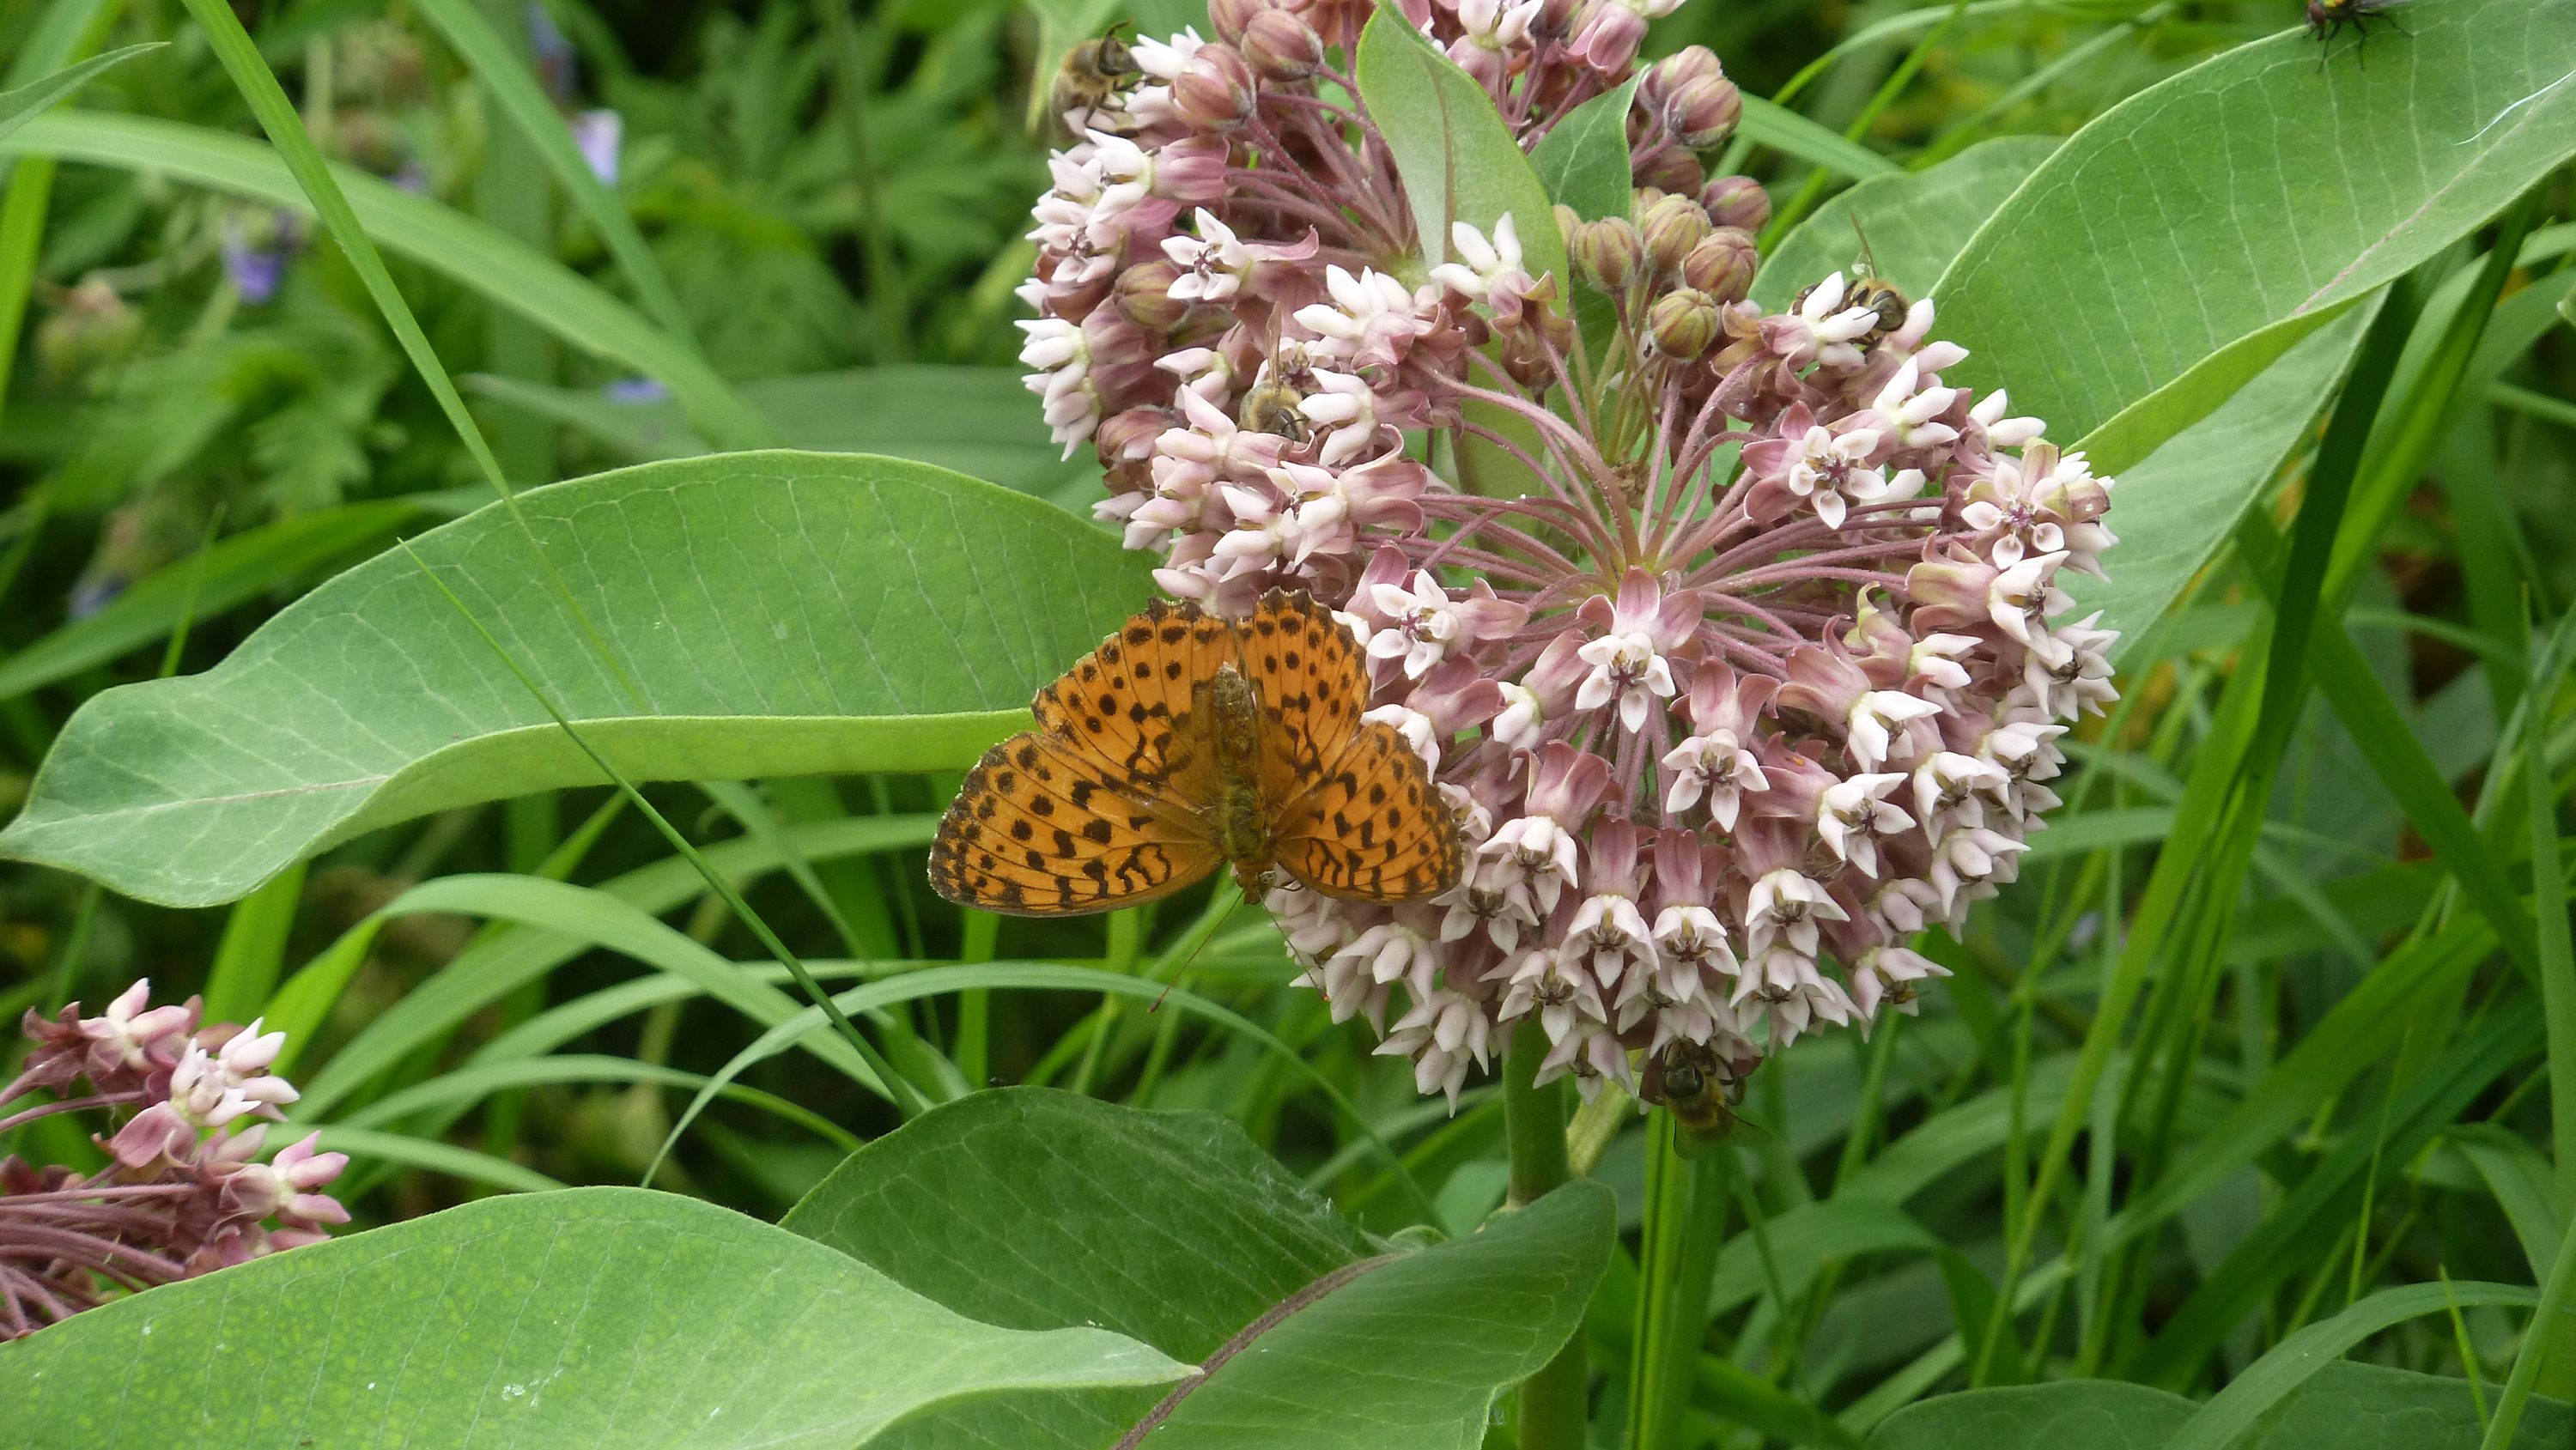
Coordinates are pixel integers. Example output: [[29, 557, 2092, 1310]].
[[1020, 0, 2114, 1105]]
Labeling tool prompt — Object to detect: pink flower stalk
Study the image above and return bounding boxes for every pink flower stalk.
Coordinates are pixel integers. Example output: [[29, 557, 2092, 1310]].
[[1022, 0, 2117, 1110], [1, 983, 347, 1338]]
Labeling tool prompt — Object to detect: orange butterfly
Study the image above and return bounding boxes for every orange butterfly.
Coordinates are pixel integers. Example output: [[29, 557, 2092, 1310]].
[[928, 590, 1464, 916]]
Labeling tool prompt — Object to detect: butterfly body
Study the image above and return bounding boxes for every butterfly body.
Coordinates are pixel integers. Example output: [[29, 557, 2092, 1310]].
[[930, 592, 1464, 917]]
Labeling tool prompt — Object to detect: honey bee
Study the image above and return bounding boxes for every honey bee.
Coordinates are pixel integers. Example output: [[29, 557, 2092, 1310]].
[[1794, 219, 1909, 349], [1639, 1040, 1767, 1158], [2306, 0, 2412, 64], [1236, 345, 1312, 443], [1050, 27, 1142, 137]]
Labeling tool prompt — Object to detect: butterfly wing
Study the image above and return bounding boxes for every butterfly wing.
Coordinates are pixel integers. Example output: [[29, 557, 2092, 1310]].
[[929, 729, 1224, 916], [1237, 591, 1463, 905], [1034, 598, 1238, 789]]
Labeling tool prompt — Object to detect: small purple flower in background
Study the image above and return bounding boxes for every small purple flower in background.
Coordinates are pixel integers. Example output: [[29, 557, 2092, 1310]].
[[1018, 0, 2120, 1114], [573, 109, 622, 186], [1, 982, 348, 1339], [527, 1, 579, 105], [221, 211, 301, 305], [603, 375, 669, 404]]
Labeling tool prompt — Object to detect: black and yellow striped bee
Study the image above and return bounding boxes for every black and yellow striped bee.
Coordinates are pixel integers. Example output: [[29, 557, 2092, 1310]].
[[1050, 27, 1142, 137]]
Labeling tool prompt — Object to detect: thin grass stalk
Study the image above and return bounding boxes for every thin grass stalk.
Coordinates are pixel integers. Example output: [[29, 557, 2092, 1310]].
[[402, 543, 929, 1119], [2479, 1201, 2576, 1450], [1759, 0, 1968, 250], [2527, 624, 2576, 1210]]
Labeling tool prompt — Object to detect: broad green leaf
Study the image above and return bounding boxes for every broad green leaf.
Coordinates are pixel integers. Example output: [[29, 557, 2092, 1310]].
[[2246, 1362, 2573, 1449], [0, 499, 423, 702], [1529, 76, 1643, 222], [1738, 94, 1897, 180], [1932, 0, 2576, 476], [0, 1187, 1188, 1448], [1752, 135, 2058, 309], [1353, 9, 1568, 288], [785, 1088, 1372, 1351], [0, 41, 158, 144], [1862, 1380, 2194, 1450], [2063, 306, 2370, 652], [2, 111, 769, 449], [0, 452, 1155, 907], [1147, 1180, 1613, 1447], [787, 1087, 1372, 1448], [2166, 1282, 2542, 1450]]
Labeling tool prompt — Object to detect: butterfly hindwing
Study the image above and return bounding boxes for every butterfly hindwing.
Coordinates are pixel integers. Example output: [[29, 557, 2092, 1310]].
[[1236, 590, 1371, 807], [929, 730, 1223, 917], [1274, 718, 1462, 904]]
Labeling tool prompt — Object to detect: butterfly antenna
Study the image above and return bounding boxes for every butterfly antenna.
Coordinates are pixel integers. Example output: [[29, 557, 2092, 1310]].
[[1147, 930, 1216, 1011]]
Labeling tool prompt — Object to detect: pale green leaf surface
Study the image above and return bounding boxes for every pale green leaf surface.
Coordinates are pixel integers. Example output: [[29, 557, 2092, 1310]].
[[1, 111, 767, 447], [785, 1089, 1371, 1355], [0, 1188, 1187, 1449], [1354, 9, 1568, 286], [1147, 1181, 1613, 1447], [2248, 1362, 2573, 1448], [0, 452, 1154, 907], [1752, 135, 2058, 310], [787, 1088, 1371, 1450], [1931, 0, 2576, 474], [1529, 76, 1643, 222], [0, 42, 159, 145], [2065, 305, 2371, 652]]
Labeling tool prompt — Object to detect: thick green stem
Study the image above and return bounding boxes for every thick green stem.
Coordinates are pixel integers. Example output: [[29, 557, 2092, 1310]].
[[1628, 1118, 1728, 1448], [1504, 1019, 1584, 1448]]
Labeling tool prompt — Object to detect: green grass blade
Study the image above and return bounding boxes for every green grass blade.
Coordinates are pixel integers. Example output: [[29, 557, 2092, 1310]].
[[175, 0, 509, 492], [1736, 94, 1897, 179], [333, 1053, 860, 1151], [0, 112, 769, 450], [303, 1125, 568, 1194], [0, 41, 159, 146], [202, 859, 307, 1028], [409, 0, 700, 352], [653, 961, 1439, 1220], [2484, 1196, 2576, 1448]]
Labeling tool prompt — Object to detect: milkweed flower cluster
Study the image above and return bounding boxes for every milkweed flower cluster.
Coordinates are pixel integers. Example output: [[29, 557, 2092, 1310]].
[[1021, 0, 2117, 1111], [0, 981, 348, 1338]]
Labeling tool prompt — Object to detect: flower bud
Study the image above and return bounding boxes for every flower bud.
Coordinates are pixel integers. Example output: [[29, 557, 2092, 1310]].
[[1207, 0, 1261, 43], [1637, 149, 1705, 197], [1573, 217, 1645, 293], [1648, 288, 1720, 360], [1173, 45, 1258, 130], [1680, 227, 1758, 304], [1643, 47, 1741, 149], [1114, 258, 1192, 331], [1700, 174, 1771, 233], [1242, 9, 1326, 79], [1636, 192, 1711, 276], [1553, 203, 1582, 249]]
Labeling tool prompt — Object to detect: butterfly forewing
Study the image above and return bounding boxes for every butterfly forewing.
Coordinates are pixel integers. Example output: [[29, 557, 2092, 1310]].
[[1235, 591, 1370, 800], [928, 730, 1223, 917], [1034, 598, 1236, 788]]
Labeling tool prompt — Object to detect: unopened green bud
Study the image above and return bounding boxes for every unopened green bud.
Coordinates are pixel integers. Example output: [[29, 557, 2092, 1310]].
[[1573, 217, 1645, 294], [1680, 227, 1759, 304], [1647, 288, 1720, 359], [1637, 192, 1711, 276]]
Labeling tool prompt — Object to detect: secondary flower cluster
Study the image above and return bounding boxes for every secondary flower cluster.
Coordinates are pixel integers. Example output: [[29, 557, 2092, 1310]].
[[1, 981, 349, 1338], [1021, 0, 2117, 1111]]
